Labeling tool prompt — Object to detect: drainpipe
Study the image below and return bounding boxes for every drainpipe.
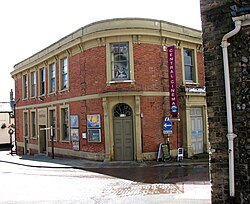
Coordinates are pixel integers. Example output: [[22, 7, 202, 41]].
[[221, 14, 250, 197]]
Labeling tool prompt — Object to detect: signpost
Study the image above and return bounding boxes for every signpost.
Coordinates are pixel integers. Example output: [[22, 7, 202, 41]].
[[8, 128, 15, 155], [163, 118, 172, 134], [159, 118, 172, 161]]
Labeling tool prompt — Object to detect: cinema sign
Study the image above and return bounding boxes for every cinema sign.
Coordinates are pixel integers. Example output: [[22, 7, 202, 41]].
[[167, 46, 178, 116]]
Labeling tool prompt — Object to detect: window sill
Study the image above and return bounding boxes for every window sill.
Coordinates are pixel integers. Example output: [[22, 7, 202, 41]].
[[107, 80, 135, 84], [60, 139, 70, 143], [48, 92, 57, 96], [59, 88, 69, 93], [184, 81, 199, 85]]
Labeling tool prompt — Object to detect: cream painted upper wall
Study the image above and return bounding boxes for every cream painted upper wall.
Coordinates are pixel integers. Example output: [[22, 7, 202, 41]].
[[12, 18, 202, 76]]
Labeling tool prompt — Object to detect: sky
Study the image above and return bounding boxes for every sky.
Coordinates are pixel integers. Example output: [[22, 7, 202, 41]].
[[0, 0, 201, 102]]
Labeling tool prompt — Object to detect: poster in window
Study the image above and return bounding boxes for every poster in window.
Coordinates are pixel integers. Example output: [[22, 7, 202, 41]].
[[88, 129, 101, 142], [71, 129, 79, 150], [70, 115, 79, 128], [71, 129, 79, 141], [87, 114, 101, 128]]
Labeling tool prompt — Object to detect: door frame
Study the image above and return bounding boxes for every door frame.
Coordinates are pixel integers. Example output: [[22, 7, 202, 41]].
[[102, 95, 142, 161], [180, 92, 208, 158], [190, 107, 204, 154], [39, 125, 47, 153], [113, 104, 134, 161], [38, 108, 48, 154]]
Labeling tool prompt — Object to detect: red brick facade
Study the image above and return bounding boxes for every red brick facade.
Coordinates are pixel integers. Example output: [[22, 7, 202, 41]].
[[12, 18, 206, 161]]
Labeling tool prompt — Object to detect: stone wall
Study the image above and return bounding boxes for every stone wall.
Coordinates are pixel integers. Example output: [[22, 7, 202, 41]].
[[200, 0, 250, 203]]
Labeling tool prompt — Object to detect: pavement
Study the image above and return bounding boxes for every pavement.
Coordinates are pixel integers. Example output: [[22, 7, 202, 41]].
[[0, 149, 209, 169], [0, 150, 211, 203]]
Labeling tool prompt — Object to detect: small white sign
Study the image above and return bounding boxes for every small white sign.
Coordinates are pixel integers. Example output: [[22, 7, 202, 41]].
[[163, 130, 173, 135]]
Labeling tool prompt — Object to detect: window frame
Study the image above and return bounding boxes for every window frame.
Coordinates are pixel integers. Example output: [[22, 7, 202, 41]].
[[30, 110, 37, 138], [38, 67, 46, 96], [30, 71, 37, 98], [22, 74, 28, 99], [106, 37, 134, 84], [60, 105, 70, 142], [48, 62, 56, 94], [59, 56, 69, 91], [111, 43, 130, 81], [182, 47, 198, 84], [23, 111, 29, 138], [48, 107, 57, 141]]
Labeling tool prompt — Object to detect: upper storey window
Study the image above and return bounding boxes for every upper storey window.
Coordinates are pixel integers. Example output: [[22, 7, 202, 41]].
[[39, 68, 45, 96], [184, 48, 196, 83], [111, 43, 130, 81], [60, 57, 68, 90], [49, 62, 56, 93], [30, 71, 36, 98], [23, 74, 28, 99]]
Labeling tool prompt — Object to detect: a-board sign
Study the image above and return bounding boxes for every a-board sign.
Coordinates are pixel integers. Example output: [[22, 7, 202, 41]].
[[157, 143, 170, 161]]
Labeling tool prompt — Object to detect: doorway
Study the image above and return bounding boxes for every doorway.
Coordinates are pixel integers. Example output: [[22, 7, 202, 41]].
[[113, 103, 134, 161], [39, 125, 47, 153], [190, 107, 204, 154]]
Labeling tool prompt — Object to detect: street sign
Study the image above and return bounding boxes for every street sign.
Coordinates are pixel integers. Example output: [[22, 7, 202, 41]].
[[170, 105, 178, 114], [163, 120, 172, 130], [163, 130, 173, 134]]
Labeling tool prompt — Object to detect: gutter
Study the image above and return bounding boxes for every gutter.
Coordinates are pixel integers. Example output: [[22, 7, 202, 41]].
[[221, 14, 250, 197]]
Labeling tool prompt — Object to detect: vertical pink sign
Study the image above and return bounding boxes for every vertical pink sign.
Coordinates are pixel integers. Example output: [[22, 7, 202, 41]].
[[167, 46, 178, 115]]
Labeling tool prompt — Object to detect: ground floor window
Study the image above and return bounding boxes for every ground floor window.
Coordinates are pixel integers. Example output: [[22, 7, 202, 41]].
[[30, 111, 36, 138], [49, 108, 57, 141], [61, 107, 69, 141]]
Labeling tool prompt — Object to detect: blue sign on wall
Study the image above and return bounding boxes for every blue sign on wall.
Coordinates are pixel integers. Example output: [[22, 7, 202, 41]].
[[163, 120, 172, 130]]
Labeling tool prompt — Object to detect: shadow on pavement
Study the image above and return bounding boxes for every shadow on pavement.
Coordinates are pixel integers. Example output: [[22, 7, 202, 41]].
[[0, 150, 210, 185], [84, 165, 209, 184]]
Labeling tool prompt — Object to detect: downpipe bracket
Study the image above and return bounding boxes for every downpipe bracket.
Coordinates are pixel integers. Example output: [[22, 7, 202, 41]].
[[226, 133, 237, 141]]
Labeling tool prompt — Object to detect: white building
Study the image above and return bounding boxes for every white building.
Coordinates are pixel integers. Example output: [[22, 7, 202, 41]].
[[0, 102, 14, 147]]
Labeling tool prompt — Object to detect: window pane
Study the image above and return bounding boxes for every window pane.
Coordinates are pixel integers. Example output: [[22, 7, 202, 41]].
[[24, 113, 28, 136], [62, 108, 69, 140], [51, 66, 55, 77], [50, 63, 56, 93], [51, 78, 55, 92], [111, 43, 130, 80], [61, 58, 68, 89], [63, 74, 68, 88], [31, 72, 36, 97], [185, 65, 193, 81], [49, 110, 56, 140], [31, 112, 36, 137], [40, 69, 45, 95], [184, 48, 194, 81], [23, 75, 28, 98]]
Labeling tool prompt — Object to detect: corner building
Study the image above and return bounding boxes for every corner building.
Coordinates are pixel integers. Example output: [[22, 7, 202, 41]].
[[11, 18, 208, 161]]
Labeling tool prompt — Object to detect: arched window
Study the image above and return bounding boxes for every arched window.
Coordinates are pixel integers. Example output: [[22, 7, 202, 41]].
[[113, 103, 132, 117]]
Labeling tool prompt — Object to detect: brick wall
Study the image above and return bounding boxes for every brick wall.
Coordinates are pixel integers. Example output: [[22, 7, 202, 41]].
[[200, 0, 250, 203], [14, 35, 204, 159]]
